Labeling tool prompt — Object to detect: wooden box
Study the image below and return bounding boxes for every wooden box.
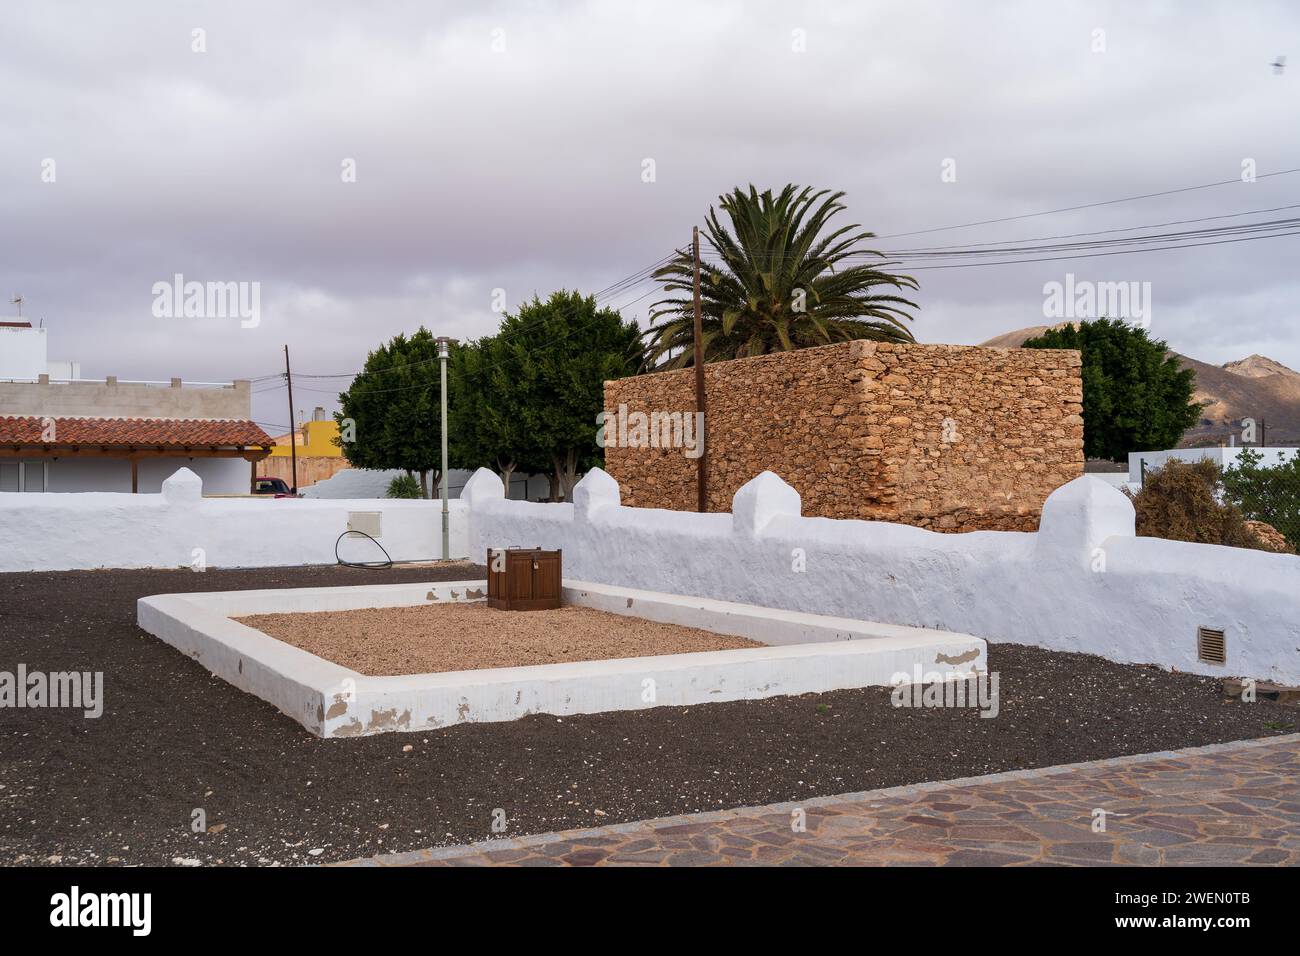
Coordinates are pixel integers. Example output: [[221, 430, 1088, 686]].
[[486, 548, 562, 611]]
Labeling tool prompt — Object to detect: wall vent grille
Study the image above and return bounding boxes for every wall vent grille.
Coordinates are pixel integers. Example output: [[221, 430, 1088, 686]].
[[1197, 627, 1227, 665]]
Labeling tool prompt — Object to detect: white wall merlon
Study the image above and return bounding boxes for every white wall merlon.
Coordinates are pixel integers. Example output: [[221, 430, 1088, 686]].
[[466, 468, 1300, 684]]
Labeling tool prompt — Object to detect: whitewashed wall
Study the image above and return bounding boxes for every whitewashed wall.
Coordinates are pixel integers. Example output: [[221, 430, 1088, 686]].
[[465, 467, 1300, 684], [0, 468, 468, 571], [303, 466, 551, 501], [1128, 446, 1300, 483]]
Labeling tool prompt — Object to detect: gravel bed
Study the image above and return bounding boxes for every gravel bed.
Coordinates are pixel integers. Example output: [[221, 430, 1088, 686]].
[[0, 564, 1293, 867], [236, 602, 762, 674]]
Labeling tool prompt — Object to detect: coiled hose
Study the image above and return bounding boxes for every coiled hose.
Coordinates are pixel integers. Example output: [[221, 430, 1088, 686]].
[[334, 529, 394, 569]]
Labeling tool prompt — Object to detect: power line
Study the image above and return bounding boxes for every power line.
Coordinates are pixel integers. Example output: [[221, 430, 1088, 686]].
[[289, 252, 676, 382], [248, 165, 1300, 386], [606, 283, 663, 313], [322, 269, 673, 399], [883, 217, 1300, 262], [696, 212, 1300, 268], [898, 225, 1300, 270], [874, 166, 1300, 240], [345, 209, 1300, 392], [885, 201, 1300, 254], [283, 383, 345, 395]]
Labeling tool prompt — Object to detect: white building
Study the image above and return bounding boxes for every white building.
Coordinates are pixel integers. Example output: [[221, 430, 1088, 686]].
[[1128, 446, 1300, 485], [1, 319, 271, 494], [0, 318, 81, 380]]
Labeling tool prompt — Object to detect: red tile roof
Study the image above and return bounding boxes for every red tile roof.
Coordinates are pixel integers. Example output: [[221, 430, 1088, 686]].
[[0, 416, 273, 448]]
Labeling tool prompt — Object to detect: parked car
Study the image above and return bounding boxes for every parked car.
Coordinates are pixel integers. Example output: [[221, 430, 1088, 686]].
[[252, 477, 296, 497]]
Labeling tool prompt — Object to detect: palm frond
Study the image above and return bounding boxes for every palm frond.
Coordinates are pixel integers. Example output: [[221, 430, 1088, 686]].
[[641, 183, 920, 370]]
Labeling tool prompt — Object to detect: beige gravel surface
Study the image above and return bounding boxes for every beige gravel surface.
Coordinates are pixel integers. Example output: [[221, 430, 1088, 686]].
[[235, 602, 764, 675]]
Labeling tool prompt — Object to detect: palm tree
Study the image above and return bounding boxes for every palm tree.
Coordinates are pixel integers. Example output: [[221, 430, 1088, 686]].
[[643, 184, 919, 369]]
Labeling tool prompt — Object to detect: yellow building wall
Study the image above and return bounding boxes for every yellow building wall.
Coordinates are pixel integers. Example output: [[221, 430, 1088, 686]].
[[269, 419, 343, 458]]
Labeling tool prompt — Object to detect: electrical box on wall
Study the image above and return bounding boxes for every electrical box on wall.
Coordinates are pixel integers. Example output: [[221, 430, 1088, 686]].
[[347, 511, 382, 538]]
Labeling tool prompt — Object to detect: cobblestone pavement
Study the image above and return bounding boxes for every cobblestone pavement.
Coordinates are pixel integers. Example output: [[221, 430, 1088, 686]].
[[342, 734, 1300, 867]]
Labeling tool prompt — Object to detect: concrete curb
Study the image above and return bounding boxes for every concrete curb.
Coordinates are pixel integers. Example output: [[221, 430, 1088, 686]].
[[137, 578, 987, 737]]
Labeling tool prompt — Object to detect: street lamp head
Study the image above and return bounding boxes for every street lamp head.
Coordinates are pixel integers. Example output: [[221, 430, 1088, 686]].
[[435, 335, 457, 358]]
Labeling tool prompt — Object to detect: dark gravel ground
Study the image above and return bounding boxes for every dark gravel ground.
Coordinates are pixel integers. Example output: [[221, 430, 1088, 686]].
[[0, 564, 1294, 867]]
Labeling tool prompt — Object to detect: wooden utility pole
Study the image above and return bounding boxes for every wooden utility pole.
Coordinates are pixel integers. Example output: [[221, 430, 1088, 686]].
[[692, 226, 708, 512], [284, 344, 298, 495]]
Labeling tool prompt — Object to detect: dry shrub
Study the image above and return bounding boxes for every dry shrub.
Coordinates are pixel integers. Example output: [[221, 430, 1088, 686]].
[[1126, 458, 1266, 550], [1243, 519, 1296, 554]]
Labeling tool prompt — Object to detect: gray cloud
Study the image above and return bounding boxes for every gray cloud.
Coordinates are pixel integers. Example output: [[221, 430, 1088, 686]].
[[1, 0, 1296, 431]]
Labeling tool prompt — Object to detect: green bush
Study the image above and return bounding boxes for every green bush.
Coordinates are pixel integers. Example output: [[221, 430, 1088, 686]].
[[1222, 449, 1300, 551], [386, 473, 422, 499]]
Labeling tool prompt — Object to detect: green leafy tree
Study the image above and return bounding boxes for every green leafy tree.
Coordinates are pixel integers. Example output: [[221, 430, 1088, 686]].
[[334, 328, 444, 497], [1222, 448, 1300, 550], [1023, 319, 1200, 461], [643, 184, 919, 369], [490, 290, 643, 500], [448, 335, 548, 493]]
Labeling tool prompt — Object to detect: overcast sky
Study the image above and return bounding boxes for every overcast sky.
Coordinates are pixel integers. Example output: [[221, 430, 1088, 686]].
[[1, 0, 1296, 431]]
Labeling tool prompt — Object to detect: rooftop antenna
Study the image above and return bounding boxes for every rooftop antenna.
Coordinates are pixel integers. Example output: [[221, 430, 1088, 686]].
[[10, 295, 22, 317]]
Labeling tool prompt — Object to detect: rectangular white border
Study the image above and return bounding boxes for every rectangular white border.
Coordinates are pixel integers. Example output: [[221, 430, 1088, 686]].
[[137, 580, 987, 737]]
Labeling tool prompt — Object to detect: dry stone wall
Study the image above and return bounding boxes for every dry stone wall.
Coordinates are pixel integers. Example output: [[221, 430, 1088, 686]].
[[603, 340, 1083, 531]]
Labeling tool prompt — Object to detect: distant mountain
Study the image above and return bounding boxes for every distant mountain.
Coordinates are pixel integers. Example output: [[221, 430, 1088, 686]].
[[1222, 354, 1296, 379], [978, 327, 1300, 446], [978, 323, 1073, 349]]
